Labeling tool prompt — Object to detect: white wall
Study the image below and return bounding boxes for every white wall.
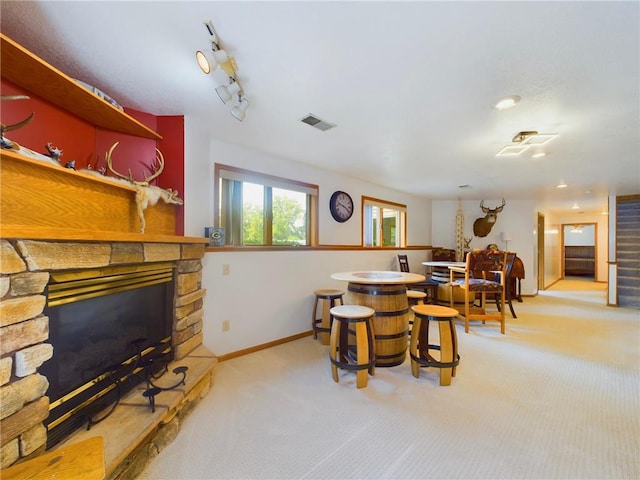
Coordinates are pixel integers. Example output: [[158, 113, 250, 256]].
[[564, 225, 595, 246], [431, 199, 537, 295], [202, 249, 428, 355], [184, 126, 433, 355]]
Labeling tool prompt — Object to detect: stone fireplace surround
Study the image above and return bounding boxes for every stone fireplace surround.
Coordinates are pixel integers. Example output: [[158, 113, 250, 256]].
[[0, 238, 217, 479]]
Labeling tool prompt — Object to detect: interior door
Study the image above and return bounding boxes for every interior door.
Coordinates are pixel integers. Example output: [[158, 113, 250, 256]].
[[537, 213, 545, 291]]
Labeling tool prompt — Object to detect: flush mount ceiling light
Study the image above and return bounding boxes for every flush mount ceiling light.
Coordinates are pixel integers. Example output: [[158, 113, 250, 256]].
[[512, 130, 558, 145], [531, 152, 547, 158], [494, 95, 521, 110], [497, 130, 558, 156], [496, 144, 530, 156], [197, 20, 249, 122]]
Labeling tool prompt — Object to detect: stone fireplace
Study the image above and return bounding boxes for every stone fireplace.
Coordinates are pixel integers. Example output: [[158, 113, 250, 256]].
[[0, 238, 215, 478]]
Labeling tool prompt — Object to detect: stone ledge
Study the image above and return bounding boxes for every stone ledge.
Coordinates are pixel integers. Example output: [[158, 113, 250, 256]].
[[52, 344, 217, 479]]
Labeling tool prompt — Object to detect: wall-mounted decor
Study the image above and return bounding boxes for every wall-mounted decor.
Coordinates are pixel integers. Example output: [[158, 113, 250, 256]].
[[205, 226, 225, 246]]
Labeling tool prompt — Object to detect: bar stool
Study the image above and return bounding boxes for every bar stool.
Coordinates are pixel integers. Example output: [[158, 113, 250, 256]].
[[409, 305, 460, 386], [312, 289, 344, 345], [329, 305, 376, 388], [407, 290, 427, 335]]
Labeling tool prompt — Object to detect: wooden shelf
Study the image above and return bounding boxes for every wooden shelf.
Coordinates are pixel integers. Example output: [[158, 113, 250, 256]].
[[0, 150, 207, 242], [1, 33, 161, 141]]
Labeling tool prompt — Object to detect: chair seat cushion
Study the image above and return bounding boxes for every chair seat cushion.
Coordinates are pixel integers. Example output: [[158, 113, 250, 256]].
[[453, 278, 503, 292]]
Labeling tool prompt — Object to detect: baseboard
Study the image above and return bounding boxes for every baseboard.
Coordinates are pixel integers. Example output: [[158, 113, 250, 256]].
[[217, 331, 314, 362]]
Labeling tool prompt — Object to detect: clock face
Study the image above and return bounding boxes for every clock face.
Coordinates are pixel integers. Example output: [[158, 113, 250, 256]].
[[329, 191, 354, 222]]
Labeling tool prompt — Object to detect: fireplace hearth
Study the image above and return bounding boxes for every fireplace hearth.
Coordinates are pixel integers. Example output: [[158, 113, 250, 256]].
[[0, 238, 213, 477]]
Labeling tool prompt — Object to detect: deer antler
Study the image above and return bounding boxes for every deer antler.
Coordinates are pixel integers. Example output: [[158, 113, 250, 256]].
[[143, 148, 165, 185], [105, 142, 134, 183], [105, 142, 166, 186]]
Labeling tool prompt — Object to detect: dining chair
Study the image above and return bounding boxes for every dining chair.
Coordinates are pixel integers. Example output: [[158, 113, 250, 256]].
[[494, 252, 517, 318], [397, 254, 438, 303], [449, 249, 508, 334]]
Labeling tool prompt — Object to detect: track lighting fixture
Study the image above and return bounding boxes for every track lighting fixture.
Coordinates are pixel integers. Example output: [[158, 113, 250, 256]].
[[215, 80, 241, 104], [230, 97, 249, 122], [196, 48, 229, 74], [197, 19, 249, 122]]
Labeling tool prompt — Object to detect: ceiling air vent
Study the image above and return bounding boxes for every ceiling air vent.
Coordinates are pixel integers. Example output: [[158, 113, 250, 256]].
[[300, 114, 336, 132]]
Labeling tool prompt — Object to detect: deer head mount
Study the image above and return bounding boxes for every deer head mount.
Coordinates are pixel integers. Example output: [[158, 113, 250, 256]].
[[473, 199, 506, 237]]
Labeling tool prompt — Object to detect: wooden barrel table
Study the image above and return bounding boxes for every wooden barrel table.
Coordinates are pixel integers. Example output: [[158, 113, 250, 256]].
[[330, 271, 426, 367]]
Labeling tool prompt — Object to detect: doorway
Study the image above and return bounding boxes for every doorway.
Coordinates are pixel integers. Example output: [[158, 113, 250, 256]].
[[537, 213, 545, 291], [561, 223, 597, 281]]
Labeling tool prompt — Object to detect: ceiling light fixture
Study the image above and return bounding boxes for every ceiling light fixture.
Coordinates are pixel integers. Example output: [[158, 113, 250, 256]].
[[495, 95, 521, 110], [197, 20, 249, 122], [556, 183, 568, 188], [497, 130, 558, 157], [512, 130, 558, 145], [215, 80, 241, 104], [496, 145, 530, 156], [195, 47, 228, 75], [531, 152, 547, 158], [230, 97, 249, 122]]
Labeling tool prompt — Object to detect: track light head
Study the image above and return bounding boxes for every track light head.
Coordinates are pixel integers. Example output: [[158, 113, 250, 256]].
[[231, 97, 249, 122], [215, 81, 241, 104]]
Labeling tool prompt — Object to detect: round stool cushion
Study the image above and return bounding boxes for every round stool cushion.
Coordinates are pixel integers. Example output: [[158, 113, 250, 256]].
[[407, 290, 427, 300], [330, 305, 375, 319], [412, 304, 458, 318], [314, 289, 344, 298]]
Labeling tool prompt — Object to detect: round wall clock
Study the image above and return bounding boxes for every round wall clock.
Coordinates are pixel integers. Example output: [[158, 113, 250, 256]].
[[329, 191, 354, 223]]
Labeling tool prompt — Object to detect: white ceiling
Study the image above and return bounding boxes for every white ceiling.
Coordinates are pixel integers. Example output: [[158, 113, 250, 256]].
[[2, 1, 638, 217]]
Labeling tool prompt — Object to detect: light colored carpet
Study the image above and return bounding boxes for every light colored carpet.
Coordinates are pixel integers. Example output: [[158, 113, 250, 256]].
[[139, 279, 639, 479]]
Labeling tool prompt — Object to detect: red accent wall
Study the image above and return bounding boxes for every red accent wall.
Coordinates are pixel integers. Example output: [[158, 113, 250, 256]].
[[2, 79, 95, 167], [1, 79, 185, 235], [158, 116, 185, 236]]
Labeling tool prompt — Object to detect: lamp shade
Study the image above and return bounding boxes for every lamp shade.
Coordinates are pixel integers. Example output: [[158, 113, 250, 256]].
[[231, 98, 249, 121], [215, 82, 241, 104], [195, 49, 228, 74], [500, 232, 512, 242]]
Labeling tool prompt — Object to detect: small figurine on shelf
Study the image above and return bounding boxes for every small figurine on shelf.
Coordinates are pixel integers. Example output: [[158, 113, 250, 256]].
[[65, 160, 76, 170], [45, 142, 63, 163]]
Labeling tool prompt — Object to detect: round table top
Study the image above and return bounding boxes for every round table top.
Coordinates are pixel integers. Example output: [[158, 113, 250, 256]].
[[331, 271, 426, 284]]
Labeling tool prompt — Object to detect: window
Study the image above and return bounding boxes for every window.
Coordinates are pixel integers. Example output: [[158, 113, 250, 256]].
[[362, 196, 406, 247], [214, 164, 318, 246]]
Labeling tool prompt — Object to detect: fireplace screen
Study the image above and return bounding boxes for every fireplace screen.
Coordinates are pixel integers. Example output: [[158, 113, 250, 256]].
[[40, 262, 176, 448]]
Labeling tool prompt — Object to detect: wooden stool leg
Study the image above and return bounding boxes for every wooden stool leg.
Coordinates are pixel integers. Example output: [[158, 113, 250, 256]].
[[410, 316, 422, 378], [355, 321, 369, 388], [451, 317, 459, 377], [438, 319, 454, 386], [312, 297, 320, 339], [320, 298, 332, 345], [366, 319, 376, 376], [329, 318, 340, 383]]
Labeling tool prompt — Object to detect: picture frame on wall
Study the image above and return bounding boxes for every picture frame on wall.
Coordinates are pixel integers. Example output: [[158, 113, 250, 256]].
[[204, 227, 225, 246]]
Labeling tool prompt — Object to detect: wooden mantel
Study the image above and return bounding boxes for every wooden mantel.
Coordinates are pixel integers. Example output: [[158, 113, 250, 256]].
[[0, 150, 206, 244]]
